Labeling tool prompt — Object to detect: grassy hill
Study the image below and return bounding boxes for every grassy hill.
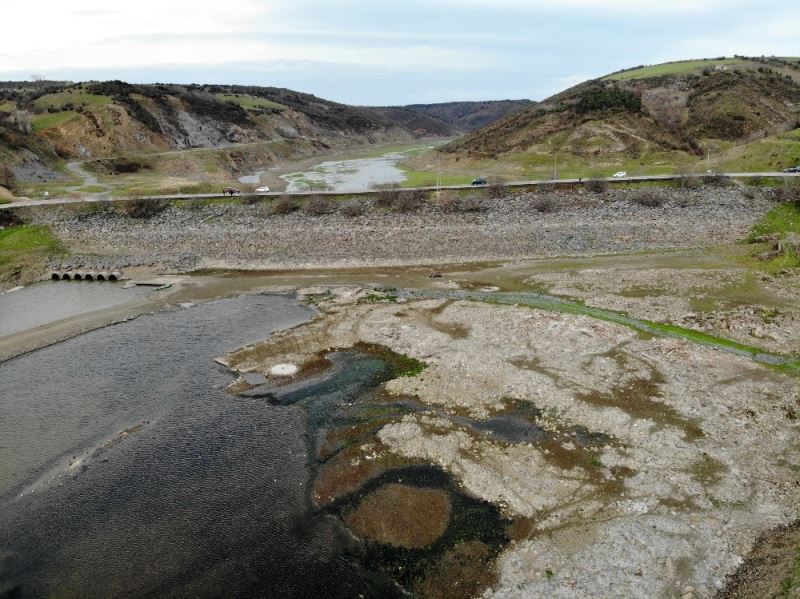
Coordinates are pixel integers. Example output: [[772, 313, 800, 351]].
[[437, 56, 800, 178]]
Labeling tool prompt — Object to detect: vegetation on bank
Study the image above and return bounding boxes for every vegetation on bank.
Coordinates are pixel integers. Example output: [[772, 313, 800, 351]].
[[0, 223, 64, 287]]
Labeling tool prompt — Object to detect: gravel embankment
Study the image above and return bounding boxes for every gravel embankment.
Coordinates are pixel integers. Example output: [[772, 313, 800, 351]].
[[26, 187, 777, 272]]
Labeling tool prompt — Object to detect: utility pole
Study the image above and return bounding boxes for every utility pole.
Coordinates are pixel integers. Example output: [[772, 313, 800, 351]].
[[707, 148, 711, 173], [554, 153, 558, 181]]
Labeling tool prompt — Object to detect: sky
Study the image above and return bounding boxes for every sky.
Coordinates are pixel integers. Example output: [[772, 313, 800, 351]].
[[1, 0, 798, 105]]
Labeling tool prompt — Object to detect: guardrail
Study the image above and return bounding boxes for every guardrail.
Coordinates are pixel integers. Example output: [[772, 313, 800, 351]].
[[2, 172, 798, 211]]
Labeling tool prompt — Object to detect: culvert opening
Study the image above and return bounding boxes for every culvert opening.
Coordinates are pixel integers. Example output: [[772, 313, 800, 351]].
[[51, 273, 60, 280], [73, 274, 83, 281], [62, 274, 72, 280], [108, 274, 118, 281], [97, 274, 106, 281], [84, 274, 94, 281]]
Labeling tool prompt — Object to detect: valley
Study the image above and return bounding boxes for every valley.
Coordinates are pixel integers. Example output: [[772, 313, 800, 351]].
[[1, 54, 799, 599]]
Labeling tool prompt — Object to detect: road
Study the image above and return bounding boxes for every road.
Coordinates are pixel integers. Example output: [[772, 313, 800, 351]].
[[2, 172, 798, 211]]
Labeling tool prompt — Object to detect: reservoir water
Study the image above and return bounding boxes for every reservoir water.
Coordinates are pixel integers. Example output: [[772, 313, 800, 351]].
[[0, 282, 149, 338], [0, 294, 407, 598], [280, 149, 424, 193]]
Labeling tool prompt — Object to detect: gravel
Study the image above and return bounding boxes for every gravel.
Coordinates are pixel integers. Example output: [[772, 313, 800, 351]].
[[29, 187, 778, 272]]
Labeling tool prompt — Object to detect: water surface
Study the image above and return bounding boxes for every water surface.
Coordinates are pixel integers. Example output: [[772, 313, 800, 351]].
[[0, 282, 149, 338], [280, 149, 427, 192], [0, 295, 401, 598]]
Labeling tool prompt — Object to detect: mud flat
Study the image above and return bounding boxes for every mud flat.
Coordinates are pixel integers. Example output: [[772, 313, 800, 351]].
[[222, 289, 800, 598]]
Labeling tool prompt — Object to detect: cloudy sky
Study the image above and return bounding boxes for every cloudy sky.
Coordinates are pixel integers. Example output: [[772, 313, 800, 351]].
[[1, 1, 797, 105]]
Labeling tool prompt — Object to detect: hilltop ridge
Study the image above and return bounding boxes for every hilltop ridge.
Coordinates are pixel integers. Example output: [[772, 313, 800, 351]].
[[442, 56, 800, 166]]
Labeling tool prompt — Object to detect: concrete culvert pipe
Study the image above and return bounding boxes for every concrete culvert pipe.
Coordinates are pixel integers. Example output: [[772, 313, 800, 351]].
[[62, 273, 72, 280], [73, 273, 83, 281], [109, 272, 122, 281], [97, 273, 108, 281], [84, 273, 95, 281], [51, 273, 61, 280]]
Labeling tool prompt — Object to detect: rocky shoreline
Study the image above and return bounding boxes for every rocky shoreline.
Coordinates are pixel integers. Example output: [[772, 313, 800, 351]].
[[22, 186, 777, 273]]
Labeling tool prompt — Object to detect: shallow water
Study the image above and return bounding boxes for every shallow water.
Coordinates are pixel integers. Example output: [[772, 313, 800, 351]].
[[0, 282, 150, 338], [238, 169, 264, 184], [280, 150, 421, 193], [0, 295, 409, 598]]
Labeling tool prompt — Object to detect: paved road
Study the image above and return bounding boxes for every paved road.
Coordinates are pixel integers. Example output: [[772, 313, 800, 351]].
[[2, 172, 798, 211]]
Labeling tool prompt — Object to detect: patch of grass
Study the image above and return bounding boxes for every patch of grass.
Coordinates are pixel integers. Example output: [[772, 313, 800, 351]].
[[778, 547, 800, 598], [604, 58, 746, 81], [751, 202, 800, 240], [78, 185, 108, 194], [216, 94, 286, 111], [33, 91, 112, 110], [689, 454, 729, 486], [352, 342, 428, 378], [746, 201, 800, 272], [31, 110, 80, 132], [0, 224, 65, 286], [360, 292, 399, 304], [397, 166, 473, 188]]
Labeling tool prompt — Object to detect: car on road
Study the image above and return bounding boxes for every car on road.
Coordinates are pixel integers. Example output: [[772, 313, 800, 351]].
[[612, 171, 627, 178], [471, 178, 488, 186], [783, 166, 800, 173], [255, 186, 270, 192]]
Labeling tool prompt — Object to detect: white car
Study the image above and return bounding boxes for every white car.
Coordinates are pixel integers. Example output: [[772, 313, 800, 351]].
[[612, 171, 627, 178], [255, 186, 270, 193]]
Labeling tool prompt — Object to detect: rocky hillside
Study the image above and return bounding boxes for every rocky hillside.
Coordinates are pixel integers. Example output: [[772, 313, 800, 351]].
[[443, 56, 800, 159], [0, 81, 464, 183]]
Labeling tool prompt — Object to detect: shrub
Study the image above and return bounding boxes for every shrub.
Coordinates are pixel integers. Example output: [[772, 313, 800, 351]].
[[585, 178, 608, 194], [773, 182, 800, 203], [484, 183, 509, 200], [119, 198, 168, 218], [78, 200, 113, 219], [393, 190, 426, 212], [532, 195, 557, 213], [575, 86, 642, 114], [632, 190, 666, 208], [702, 174, 733, 187], [303, 196, 334, 216], [376, 188, 426, 212], [240, 194, 262, 206], [340, 199, 366, 217], [457, 194, 485, 212], [375, 187, 402, 210], [271, 195, 300, 215], [676, 174, 701, 190], [434, 190, 459, 212]]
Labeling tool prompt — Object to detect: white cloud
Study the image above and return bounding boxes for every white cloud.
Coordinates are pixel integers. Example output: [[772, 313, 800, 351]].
[[423, 0, 738, 12], [0, 35, 491, 74], [667, 15, 800, 60], [2, 0, 272, 57]]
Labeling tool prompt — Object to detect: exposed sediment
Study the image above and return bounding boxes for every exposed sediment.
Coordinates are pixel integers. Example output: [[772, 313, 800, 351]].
[[223, 292, 800, 598]]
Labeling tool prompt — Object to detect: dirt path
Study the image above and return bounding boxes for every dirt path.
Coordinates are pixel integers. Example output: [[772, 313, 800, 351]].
[[65, 161, 112, 196]]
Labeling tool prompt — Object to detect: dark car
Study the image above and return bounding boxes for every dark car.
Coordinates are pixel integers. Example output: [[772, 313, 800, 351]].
[[471, 178, 488, 186], [783, 166, 800, 173]]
